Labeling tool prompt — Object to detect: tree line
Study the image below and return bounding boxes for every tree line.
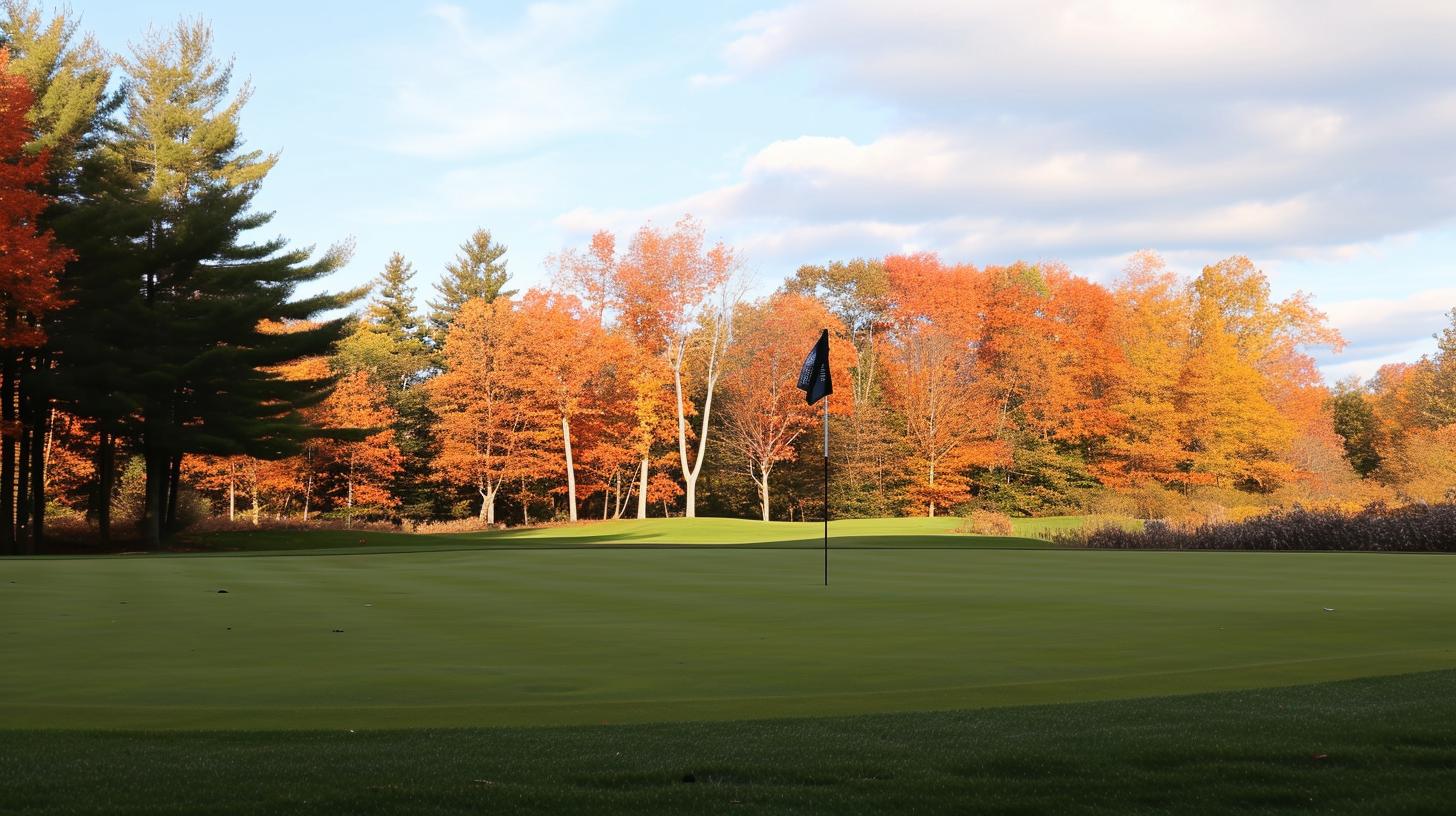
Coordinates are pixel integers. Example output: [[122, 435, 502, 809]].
[[2, 6, 1451, 552], [1, 7, 359, 552]]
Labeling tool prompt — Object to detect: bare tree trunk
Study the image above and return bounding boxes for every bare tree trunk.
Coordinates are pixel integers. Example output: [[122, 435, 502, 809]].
[[759, 468, 771, 522], [1, 343, 15, 553], [345, 458, 355, 529], [613, 469, 632, 519], [228, 463, 236, 522], [479, 482, 497, 524], [673, 308, 730, 519], [96, 431, 113, 543], [164, 453, 182, 533], [928, 460, 935, 518], [303, 449, 314, 522], [16, 367, 30, 550], [562, 414, 578, 522], [636, 456, 649, 519], [33, 404, 51, 552]]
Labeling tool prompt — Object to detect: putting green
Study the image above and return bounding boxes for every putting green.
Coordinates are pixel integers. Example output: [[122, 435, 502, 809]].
[[177, 515, 1072, 554], [4, 531, 1455, 730]]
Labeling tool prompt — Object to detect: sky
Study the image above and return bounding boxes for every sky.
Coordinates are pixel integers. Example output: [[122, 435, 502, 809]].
[[75, 0, 1456, 382]]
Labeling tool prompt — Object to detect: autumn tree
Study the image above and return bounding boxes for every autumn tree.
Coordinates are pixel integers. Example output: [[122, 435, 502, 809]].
[[1414, 308, 1456, 428], [554, 230, 616, 325], [783, 258, 899, 516], [12, 2, 133, 544], [882, 254, 1003, 516], [649, 221, 736, 518], [1178, 257, 1344, 491], [1379, 425, 1456, 504], [0, 47, 72, 552], [336, 252, 435, 519], [0, 4, 110, 549], [315, 370, 401, 526], [563, 215, 738, 518], [720, 294, 850, 521], [38, 409, 93, 512], [1358, 311, 1456, 501], [626, 347, 677, 518], [1177, 288, 1292, 488], [968, 262, 1126, 512], [1105, 251, 1190, 487], [511, 291, 608, 522], [567, 328, 643, 519], [428, 297, 550, 523]]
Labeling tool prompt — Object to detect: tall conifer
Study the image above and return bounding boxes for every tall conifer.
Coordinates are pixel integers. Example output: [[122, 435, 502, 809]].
[[94, 19, 360, 546], [427, 228, 512, 344], [337, 252, 436, 520]]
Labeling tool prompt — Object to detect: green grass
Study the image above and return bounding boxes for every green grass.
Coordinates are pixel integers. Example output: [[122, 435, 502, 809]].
[[7, 522, 1456, 813], [4, 670, 1456, 814], [174, 515, 1057, 555], [4, 539, 1455, 730]]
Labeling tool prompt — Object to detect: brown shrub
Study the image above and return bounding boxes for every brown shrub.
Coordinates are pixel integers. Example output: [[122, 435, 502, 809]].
[[958, 509, 1014, 536], [1057, 502, 1456, 552]]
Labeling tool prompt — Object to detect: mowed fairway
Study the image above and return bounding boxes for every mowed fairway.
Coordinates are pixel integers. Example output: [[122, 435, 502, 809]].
[[3, 521, 1456, 730], [178, 515, 1080, 554]]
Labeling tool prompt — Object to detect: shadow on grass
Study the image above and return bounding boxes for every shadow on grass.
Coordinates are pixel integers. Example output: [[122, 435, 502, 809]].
[[3, 669, 1454, 814]]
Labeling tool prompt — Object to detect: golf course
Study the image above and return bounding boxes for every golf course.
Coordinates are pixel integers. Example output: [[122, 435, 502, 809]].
[[5, 517, 1456, 813]]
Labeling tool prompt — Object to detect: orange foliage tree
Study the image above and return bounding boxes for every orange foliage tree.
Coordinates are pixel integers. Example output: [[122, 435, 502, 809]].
[[511, 290, 609, 522], [1105, 251, 1190, 486], [1177, 257, 1343, 491], [719, 293, 851, 521], [0, 48, 70, 346], [882, 254, 1004, 516], [0, 48, 73, 551], [316, 370, 402, 526], [610, 216, 737, 518], [428, 297, 552, 523]]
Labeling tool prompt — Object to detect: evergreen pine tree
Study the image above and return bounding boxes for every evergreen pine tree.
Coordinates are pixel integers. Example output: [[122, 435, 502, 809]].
[[426, 228, 513, 344], [336, 253, 436, 521], [0, 0, 116, 174], [367, 253, 424, 349], [94, 19, 361, 546]]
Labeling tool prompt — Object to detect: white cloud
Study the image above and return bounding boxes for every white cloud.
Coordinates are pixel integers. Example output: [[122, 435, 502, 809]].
[[1311, 286, 1456, 380], [725, 1, 1456, 103], [1322, 287, 1456, 350], [538, 0, 1456, 376], [384, 1, 640, 158], [556, 2, 1456, 263]]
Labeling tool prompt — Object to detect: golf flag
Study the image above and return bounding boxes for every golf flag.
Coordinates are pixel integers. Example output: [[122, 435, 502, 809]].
[[797, 329, 833, 406], [799, 329, 833, 586]]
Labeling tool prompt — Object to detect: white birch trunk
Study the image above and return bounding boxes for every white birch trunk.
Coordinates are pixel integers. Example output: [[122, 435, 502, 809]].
[[562, 414, 577, 522], [758, 469, 771, 522], [636, 456, 648, 519]]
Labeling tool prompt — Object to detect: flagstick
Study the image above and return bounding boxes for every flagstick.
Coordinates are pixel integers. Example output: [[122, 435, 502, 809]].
[[823, 394, 829, 587]]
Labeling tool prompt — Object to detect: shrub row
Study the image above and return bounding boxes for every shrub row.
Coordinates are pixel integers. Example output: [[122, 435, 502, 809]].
[[1062, 502, 1456, 552]]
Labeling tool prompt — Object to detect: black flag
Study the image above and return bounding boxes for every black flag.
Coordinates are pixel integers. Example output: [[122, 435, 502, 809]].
[[797, 329, 832, 405]]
